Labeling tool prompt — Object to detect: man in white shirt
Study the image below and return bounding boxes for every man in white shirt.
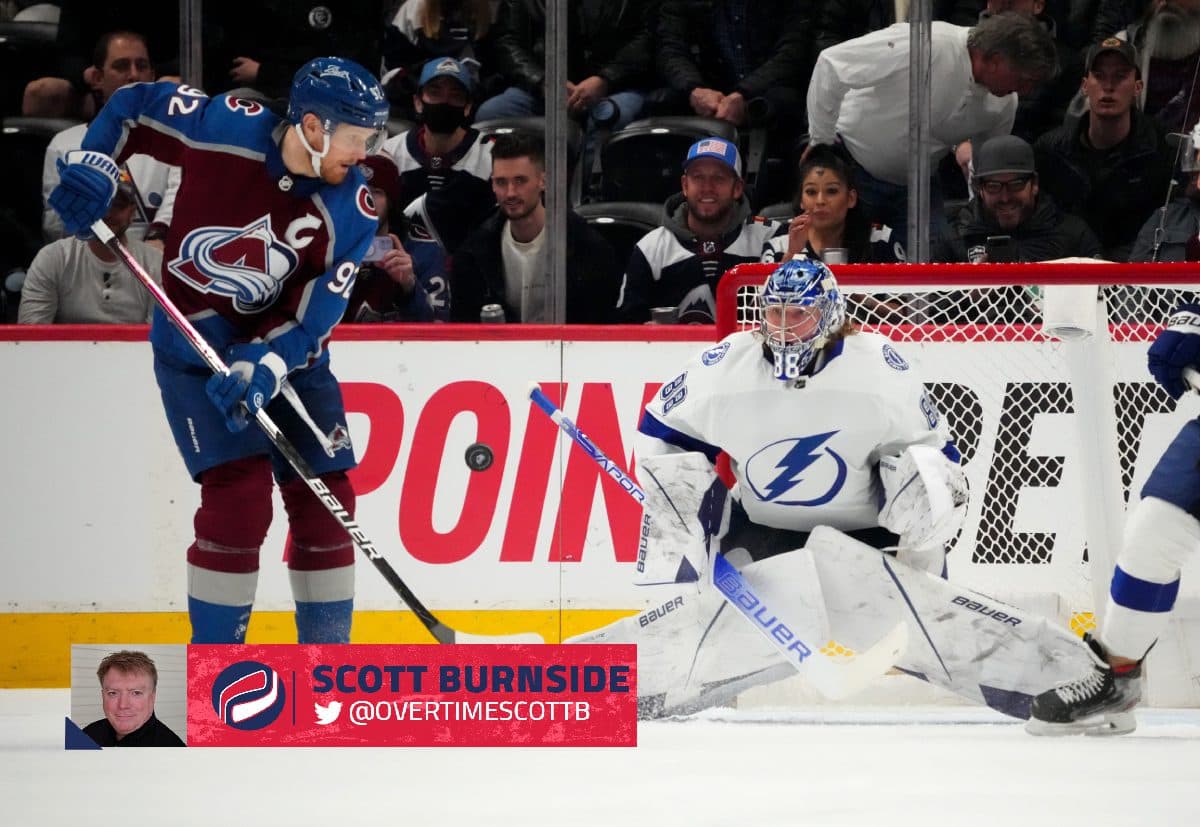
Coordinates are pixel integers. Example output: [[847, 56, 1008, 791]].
[[806, 11, 1057, 248], [449, 131, 620, 323], [19, 180, 162, 324], [42, 30, 178, 243]]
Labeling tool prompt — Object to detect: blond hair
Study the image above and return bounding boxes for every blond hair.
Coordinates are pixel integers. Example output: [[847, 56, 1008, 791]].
[[97, 650, 158, 690]]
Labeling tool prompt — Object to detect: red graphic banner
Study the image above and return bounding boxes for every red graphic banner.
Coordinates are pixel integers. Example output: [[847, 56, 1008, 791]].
[[187, 644, 636, 747]]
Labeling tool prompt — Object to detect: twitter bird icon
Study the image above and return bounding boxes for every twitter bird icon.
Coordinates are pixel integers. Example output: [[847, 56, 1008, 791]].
[[315, 700, 343, 725]]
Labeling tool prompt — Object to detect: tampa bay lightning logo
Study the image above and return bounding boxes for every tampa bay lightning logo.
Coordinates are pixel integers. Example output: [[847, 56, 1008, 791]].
[[168, 216, 301, 313], [744, 432, 848, 505], [701, 341, 730, 366], [882, 343, 909, 371], [211, 660, 287, 730]]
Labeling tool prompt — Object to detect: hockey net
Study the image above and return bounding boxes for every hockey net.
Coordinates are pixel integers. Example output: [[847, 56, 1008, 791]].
[[717, 261, 1200, 706]]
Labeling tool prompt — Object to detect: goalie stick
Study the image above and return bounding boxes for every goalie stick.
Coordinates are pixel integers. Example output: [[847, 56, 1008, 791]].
[[92, 219, 541, 644], [528, 382, 905, 699]]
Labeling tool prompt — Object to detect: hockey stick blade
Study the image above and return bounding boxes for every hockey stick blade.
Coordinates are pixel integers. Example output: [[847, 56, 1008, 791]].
[[92, 219, 543, 644], [528, 382, 901, 698]]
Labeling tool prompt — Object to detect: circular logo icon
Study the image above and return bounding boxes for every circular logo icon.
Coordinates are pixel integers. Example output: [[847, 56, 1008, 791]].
[[308, 5, 332, 30], [211, 660, 287, 730]]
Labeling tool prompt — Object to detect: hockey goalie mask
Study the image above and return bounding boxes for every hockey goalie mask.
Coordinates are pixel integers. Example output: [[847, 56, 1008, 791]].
[[759, 257, 845, 381]]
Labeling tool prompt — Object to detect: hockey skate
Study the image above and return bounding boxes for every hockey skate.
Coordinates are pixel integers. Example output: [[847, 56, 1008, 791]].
[[1025, 634, 1142, 737]]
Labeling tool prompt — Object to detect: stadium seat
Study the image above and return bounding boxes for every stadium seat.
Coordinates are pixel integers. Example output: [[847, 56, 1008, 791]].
[[598, 116, 738, 205], [758, 201, 795, 222], [575, 201, 664, 269], [0, 116, 83, 244], [0, 20, 60, 116]]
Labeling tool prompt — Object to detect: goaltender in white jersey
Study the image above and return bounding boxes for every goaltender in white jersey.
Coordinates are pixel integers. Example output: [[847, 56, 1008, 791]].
[[635, 256, 967, 573]]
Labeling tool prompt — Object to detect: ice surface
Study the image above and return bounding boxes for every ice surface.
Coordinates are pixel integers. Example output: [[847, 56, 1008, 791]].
[[3, 690, 1199, 825]]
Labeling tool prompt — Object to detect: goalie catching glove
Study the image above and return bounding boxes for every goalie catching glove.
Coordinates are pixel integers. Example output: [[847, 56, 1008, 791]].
[[205, 343, 288, 432], [878, 444, 968, 565]]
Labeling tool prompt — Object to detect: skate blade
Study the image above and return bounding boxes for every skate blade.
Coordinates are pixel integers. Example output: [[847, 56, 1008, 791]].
[[1025, 710, 1137, 737]]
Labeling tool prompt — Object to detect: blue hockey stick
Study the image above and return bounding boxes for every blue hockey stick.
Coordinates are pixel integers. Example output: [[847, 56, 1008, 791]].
[[528, 383, 904, 698]]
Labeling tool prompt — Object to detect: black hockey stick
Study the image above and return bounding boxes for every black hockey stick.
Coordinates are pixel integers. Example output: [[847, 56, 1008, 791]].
[[92, 219, 541, 644]]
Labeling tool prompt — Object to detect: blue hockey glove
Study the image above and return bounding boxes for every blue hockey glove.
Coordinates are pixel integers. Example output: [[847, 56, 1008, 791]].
[[47, 150, 121, 238], [1148, 304, 1200, 400], [204, 344, 288, 432]]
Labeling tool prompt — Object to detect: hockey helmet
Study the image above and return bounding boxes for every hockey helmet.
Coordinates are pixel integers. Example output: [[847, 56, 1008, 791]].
[[759, 256, 846, 380]]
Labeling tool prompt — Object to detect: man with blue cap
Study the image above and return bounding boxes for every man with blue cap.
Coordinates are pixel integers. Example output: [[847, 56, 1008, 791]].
[[381, 56, 495, 255], [617, 136, 782, 324]]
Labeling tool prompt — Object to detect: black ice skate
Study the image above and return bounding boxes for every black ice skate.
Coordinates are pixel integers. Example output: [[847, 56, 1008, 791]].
[[1025, 634, 1141, 736]]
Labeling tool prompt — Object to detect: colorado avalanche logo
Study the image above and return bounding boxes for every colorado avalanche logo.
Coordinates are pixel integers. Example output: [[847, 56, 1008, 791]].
[[744, 432, 848, 506], [211, 660, 287, 731], [168, 217, 300, 313]]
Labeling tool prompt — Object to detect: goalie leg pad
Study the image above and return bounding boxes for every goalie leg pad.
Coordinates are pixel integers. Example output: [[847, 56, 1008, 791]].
[[1099, 495, 1200, 660], [186, 456, 274, 643]]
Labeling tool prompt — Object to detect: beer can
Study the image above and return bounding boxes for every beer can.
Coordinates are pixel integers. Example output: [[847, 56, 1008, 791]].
[[480, 303, 506, 323]]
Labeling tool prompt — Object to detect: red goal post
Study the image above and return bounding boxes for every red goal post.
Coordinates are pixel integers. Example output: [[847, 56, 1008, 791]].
[[716, 261, 1200, 705]]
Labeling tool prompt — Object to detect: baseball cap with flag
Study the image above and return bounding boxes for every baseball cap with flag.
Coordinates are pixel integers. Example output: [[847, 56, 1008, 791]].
[[685, 137, 742, 177]]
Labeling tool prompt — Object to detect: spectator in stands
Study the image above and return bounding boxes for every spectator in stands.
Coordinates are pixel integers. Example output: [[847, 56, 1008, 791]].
[[978, 0, 1085, 144], [380, 57, 495, 256], [22, 1, 178, 118], [1089, 0, 1200, 134], [1035, 38, 1175, 261], [617, 137, 780, 324], [936, 134, 1104, 262], [807, 12, 1058, 251], [19, 178, 162, 324], [656, 0, 812, 202], [762, 144, 905, 264], [450, 131, 620, 323], [42, 30, 178, 243], [1129, 127, 1200, 261], [474, 1, 656, 171], [83, 650, 184, 747], [815, 0, 979, 56], [382, 0, 496, 119], [343, 155, 449, 322]]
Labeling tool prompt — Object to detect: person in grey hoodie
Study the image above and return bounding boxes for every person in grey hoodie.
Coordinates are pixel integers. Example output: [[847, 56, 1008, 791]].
[[616, 137, 781, 324]]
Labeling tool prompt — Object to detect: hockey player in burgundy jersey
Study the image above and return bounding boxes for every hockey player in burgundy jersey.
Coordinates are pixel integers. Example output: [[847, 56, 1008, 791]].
[[48, 57, 390, 644]]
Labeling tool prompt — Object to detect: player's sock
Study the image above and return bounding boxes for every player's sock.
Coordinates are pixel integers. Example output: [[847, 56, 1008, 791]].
[[294, 598, 353, 643], [188, 595, 253, 643]]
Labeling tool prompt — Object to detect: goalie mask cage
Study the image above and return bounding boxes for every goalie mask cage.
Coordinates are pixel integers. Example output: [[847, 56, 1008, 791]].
[[717, 261, 1200, 707]]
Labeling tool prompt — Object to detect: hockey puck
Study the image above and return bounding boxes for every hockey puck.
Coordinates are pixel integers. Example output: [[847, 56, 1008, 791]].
[[465, 442, 494, 471]]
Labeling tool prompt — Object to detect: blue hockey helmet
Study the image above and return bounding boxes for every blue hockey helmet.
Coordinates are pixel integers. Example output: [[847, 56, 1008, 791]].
[[288, 56, 389, 133], [759, 256, 845, 380], [288, 57, 388, 174]]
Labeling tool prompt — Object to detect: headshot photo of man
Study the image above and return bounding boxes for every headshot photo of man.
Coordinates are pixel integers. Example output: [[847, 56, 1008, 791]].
[[73, 648, 185, 747]]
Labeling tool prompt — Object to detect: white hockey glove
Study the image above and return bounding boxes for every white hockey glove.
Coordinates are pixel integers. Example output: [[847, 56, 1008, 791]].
[[635, 452, 729, 585], [878, 444, 968, 571]]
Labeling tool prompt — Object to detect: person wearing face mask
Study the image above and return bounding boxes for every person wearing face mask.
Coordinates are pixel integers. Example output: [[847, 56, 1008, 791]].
[[379, 57, 496, 256]]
